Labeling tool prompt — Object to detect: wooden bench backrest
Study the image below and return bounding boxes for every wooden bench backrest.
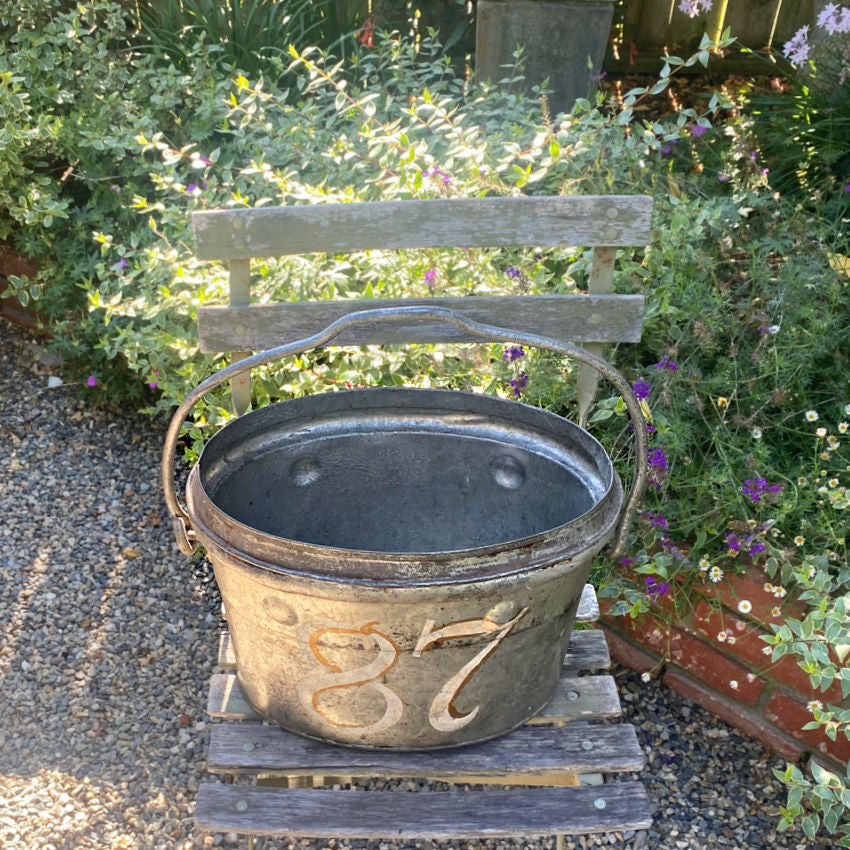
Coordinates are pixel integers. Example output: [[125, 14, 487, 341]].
[[192, 195, 653, 419]]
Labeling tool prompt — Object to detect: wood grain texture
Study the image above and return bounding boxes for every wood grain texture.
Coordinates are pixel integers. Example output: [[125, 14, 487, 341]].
[[216, 623, 611, 672], [197, 294, 644, 352], [576, 583, 599, 623], [206, 722, 645, 777], [531, 676, 621, 722], [192, 196, 653, 260], [206, 671, 620, 723], [194, 781, 653, 837]]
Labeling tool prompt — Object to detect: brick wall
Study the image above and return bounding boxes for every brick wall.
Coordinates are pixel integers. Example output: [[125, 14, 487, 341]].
[[601, 565, 850, 769]]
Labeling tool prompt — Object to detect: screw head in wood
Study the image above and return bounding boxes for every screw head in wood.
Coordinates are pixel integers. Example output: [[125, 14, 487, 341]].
[[606, 207, 618, 219], [594, 797, 607, 810], [567, 690, 580, 701], [581, 739, 593, 750], [242, 742, 255, 752], [235, 799, 248, 812]]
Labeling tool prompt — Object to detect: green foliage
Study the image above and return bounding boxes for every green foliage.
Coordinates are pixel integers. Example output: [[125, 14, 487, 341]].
[[748, 47, 850, 222], [132, 0, 369, 76]]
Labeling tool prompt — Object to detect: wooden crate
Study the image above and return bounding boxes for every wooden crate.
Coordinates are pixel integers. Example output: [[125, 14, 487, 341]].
[[196, 584, 652, 847]]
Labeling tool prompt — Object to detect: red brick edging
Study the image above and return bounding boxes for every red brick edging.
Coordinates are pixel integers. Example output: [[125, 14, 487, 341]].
[[600, 565, 850, 769]]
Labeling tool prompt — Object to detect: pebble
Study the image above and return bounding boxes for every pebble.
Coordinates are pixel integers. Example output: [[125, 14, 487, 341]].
[[0, 321, 836, 849]]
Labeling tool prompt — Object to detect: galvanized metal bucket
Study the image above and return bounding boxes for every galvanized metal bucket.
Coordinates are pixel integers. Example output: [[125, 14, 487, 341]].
[[163, 307, 647, 750]]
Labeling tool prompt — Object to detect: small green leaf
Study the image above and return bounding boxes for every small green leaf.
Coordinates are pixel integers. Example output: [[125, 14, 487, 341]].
[[802, 813, 820, 841]]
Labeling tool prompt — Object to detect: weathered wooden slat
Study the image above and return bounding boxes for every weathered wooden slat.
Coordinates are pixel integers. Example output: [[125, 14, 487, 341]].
[[229, 258, 252, 416], [206, 722, 644, 777], [192, 196, 653, 260], [217, 622, 610, 672], [530, 676, 620, 723], [196, 294, 644, 352], [206, 669, 620, 723], [195, 781, 652, 838], [563, 629, 611, 672], [576, 583, 599, 623]]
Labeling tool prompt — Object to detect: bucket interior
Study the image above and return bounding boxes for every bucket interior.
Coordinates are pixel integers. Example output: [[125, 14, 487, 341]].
[[199, 388, 613, 554]]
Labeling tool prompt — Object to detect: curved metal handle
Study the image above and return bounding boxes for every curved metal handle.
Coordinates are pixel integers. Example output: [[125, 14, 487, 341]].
[[162, 306, 647, 558]]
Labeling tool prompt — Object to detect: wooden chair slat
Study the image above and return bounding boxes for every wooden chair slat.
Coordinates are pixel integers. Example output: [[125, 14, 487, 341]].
[[206, 671, 621, 723], [563, 629, 611, 672], [576, 583, 599, 623], [194, 781, 653, 838], [206, 722, 645, 777], [197, 294, 644, 353], [192, 196, 653, 260], [530, 675, 621, 723]]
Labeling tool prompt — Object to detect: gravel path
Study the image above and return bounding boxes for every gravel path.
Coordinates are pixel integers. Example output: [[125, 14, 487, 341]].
[[0, 319, 823, 850]]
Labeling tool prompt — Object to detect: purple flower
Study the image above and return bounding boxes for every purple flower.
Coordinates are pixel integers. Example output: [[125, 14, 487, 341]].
[[148, 380, 158, 389], [112, 258, 128, 271], [784, 25, 811, 65], [502, 345, 525, 363], [653, 358, 678, 372], [199, 155, 212, 165], [725, 533, 740, 552], [423, 268, 437, 284], [633, 380, 651, 401], [690, 125, 708, 139], [86, 375, 98, 387], [649, 513, 668, 530], [749, 542, 766, 555], [648, 447, 669, 471], [505, 267, 522, 279], [110, 184, 121, 193], [741, 477, 783, 504], [184, 183, 199, 195], [717, 173, 731, 183], [589, 71, 607, 82], [509, 372, 528, 396], [660, 144, 672, 156], [844, 183, 850, 193]]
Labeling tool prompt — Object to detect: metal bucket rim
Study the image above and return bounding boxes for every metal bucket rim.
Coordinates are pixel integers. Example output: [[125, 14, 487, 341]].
[[186, 386, 624, 584]]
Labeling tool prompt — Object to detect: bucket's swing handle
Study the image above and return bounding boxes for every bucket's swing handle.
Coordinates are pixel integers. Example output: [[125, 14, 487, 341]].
[[163, 305, 648, 558]]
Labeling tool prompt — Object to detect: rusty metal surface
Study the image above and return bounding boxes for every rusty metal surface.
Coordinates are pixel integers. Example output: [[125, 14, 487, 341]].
[[161, 306, 648, 749]]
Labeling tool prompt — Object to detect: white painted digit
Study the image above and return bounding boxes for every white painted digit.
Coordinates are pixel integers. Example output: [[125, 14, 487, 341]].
[[296, 620, 403, 734], [413, 608, 529, 732]]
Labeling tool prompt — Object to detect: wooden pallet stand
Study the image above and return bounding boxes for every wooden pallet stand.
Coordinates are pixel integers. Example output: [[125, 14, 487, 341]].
[[196, 584, 652, 847]]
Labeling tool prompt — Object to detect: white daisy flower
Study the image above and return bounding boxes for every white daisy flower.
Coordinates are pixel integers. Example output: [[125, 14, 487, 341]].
[[730, 680, 739, 690], [752, 427, 762, 440], [807, 700, 823, 713], [794, 535, 805, 546], [641, 672, 651, 683], [737, 599, 753, 614], [762, 646, 772, 655], [771, 606, 781, 618], [829, 478, 839, 488], [806, 410, 819, 422], [717, 631, 728, 643], [709, 566, 724, 583], [839, 422, 849, 434], [699, 556, 711, 569]]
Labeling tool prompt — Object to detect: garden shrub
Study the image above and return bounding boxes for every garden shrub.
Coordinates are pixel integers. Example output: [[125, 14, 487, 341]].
[[1, 6, 848, 843]]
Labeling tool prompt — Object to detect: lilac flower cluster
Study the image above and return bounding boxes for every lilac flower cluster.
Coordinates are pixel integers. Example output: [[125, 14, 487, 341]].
[[422, 166, 452, 187], [725, 532, 767, 558], [509, 372, 528, 397], [647, 446, 669, 491], [502, 345, 525, 363], [653, 358, 678, 372], [644, 574, 670, 602], [678, 0, 712, 17], [633, 380, 651, 401], [505, 267, 522, 279], [741, 477, 783, 504]]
